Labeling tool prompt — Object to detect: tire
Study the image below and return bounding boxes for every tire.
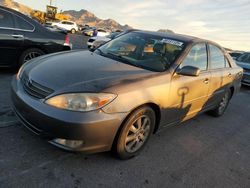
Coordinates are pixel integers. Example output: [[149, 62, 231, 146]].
[[114, 106, 156, 160], [71, 29, 76, 34], [19, 48, 45, 66], [208, 89, 231, 117]]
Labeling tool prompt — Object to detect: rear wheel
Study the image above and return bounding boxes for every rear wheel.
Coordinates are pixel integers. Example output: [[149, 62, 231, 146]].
[[114, 106, 155, 160], [19, 48, 44, 66], [209, 89, 231, 117], [71, 29, 76, 34]]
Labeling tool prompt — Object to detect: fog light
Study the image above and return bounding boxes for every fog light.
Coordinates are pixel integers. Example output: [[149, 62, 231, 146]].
[[52, 138, 84, 149]]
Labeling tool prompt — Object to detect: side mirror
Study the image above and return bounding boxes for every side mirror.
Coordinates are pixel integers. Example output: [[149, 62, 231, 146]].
[[177, 66, 200, 77]]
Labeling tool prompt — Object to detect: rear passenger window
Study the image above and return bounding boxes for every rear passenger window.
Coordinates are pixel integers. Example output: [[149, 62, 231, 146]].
[[209, 44, 225, 69], [0, 9, 15, 28], [14, 16, 34, 31], [180, 43, 208, 71]]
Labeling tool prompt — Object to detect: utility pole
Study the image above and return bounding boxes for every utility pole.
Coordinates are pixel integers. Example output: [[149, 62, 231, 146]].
[[49, 0, 52, 6]]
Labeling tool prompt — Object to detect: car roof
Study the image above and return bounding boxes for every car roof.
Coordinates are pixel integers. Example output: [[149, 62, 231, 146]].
[[133, 30, 215, 44]]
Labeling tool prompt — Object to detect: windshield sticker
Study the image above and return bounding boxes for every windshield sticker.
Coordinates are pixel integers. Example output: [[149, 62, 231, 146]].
[[161, 39, 184, 46]]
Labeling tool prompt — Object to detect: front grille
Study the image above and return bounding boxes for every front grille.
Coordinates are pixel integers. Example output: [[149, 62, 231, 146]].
[[21, 73, 54, 99]]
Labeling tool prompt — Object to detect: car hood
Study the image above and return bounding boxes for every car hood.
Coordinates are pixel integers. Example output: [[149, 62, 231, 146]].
[[24, 50, 154, 93]]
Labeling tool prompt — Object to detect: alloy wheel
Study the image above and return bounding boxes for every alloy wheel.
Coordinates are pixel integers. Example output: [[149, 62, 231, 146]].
[[23, 52, 42, 63], [124, 115, 151, 153], [218, 92, 230, 114]]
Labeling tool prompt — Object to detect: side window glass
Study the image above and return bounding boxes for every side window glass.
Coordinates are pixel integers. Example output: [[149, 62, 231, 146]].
[[209, 44, 225, 69], [180, 43, 208, 71], [14, 16, 34, 31], [0, 9, 15, 28]]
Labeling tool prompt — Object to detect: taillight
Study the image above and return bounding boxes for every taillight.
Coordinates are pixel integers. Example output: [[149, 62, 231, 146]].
[[65, 35, 70, 45]]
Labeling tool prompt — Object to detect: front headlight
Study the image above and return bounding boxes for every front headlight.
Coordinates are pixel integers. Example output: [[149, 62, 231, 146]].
[[45, 93, 117, 112]]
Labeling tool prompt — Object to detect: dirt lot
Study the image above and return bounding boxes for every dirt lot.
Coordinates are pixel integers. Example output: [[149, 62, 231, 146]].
[[0, 34, 250, 188]]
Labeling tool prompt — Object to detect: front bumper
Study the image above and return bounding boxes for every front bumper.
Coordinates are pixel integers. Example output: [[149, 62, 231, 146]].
[[11, 77, 127, 153]]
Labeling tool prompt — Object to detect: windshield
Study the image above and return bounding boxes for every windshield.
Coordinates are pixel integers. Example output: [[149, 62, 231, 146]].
[[97, 32, 186, 72]]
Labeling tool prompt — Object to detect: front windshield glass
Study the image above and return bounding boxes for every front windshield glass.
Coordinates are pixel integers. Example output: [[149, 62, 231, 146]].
[[97, 32, 186, 72]]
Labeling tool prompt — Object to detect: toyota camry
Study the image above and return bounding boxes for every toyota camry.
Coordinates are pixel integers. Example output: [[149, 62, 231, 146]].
[[11, 31, 243, 159]]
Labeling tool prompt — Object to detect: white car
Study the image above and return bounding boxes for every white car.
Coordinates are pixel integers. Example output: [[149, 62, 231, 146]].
[[87, 32, 121, 49], [96, 29, 110, 37], [87, 36, 111, 49], [51, 20, 78, 34]]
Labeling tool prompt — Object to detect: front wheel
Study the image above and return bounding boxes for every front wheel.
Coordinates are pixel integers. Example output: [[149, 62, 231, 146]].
[[208, 89, 231, 117], [114, 106, 155, 160]]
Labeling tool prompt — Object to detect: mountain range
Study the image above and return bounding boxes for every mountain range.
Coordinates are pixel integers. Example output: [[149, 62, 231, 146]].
[[62, 9, 131, 30], [0, 0, 131, 30]]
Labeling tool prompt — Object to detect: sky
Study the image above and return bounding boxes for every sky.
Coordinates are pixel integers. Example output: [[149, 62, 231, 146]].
[[15, 0, 250, 51]]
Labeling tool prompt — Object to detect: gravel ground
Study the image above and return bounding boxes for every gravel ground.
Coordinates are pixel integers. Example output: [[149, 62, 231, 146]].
[[0, 35, 249, 188]]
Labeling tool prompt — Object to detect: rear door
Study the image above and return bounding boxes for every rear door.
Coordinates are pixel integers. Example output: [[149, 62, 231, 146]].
[[167, 43, 211, 124], [205, 44, 231, 108], [0, 8, 24, 66]]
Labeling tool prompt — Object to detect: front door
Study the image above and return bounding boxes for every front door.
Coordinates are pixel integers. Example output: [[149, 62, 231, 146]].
[[166, 43, 210, 124]]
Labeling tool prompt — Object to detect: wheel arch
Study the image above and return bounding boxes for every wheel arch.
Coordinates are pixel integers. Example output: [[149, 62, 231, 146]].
[[18, 46, 47, 67], [111, 102, 161, 151], [21, 46, 48, 54]]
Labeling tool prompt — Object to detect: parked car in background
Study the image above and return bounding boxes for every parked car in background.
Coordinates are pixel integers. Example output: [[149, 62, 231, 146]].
[[235, 52, 250, 86], [83, 28, 109, 37], [82, 27, 96, 36], [229, 51, 244, 60], [87, 29, 139, 49], [77, 24, 84, 31], [0, 6, 71, 68], [87, 31, 121, 49], [51, 20, 78, 34], [96, 28, 110, 37], [12, 30, 242, 159]]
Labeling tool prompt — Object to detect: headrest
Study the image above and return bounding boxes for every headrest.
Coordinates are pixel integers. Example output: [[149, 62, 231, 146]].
[[153, 43, 165, 54]]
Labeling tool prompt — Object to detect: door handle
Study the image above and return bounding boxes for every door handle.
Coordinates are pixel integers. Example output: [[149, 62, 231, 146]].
[[203, 78, 209, 84], [11, 34, 24, 39], [228, 73, 232, 77]]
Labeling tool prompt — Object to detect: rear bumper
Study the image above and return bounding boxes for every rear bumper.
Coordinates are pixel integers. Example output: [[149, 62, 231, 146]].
[[11, 76, 127, 153]]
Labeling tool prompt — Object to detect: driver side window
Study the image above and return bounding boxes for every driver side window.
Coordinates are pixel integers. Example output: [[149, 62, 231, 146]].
[[180, 43, 208, 71]]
